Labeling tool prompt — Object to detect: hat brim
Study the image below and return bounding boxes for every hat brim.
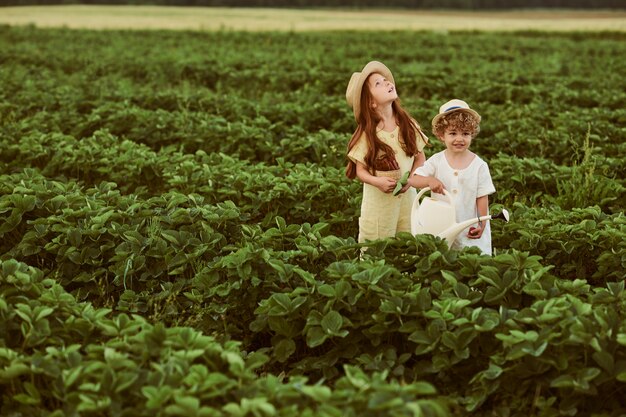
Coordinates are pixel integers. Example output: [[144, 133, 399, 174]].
[[432, 107, 481, 128], [346, 61, 394, 121]]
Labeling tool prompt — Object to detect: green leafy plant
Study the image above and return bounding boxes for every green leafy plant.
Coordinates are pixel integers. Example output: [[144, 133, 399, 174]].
[[392, 171, 411, 196]]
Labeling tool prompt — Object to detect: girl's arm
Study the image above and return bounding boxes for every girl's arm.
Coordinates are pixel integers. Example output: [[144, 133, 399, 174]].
[[413, 151, 426, 171], [469, 195, 489, 239], [355, 161, 397, 193], [399, 151, 426, 194]]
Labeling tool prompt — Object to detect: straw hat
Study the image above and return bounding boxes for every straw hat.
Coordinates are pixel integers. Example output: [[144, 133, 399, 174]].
[[432, 99, 481, 127], [346, 61, 394, 121]]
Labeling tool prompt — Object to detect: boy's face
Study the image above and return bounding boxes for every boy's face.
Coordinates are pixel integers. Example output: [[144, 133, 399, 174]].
[[439, 128, 473, 153]]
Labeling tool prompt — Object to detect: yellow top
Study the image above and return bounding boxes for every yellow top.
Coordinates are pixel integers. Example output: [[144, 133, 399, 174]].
[[348, 126, 428, 176]]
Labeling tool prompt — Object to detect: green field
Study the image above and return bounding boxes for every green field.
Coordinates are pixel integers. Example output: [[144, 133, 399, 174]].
[[0, 5, 625, 32], [1, 21, 626, 417]]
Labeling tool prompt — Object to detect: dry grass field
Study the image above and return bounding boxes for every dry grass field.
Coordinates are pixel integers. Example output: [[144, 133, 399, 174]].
[[0, 5, 625, 32]]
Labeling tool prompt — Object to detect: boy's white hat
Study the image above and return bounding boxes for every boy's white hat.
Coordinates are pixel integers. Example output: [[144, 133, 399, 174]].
[[346, 61, 394, 121], [432, 99, 481, 126]]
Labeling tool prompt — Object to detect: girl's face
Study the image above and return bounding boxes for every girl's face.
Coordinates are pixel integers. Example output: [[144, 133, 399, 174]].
[[367, 73, 397, 107], [440, 128, 473, 153]]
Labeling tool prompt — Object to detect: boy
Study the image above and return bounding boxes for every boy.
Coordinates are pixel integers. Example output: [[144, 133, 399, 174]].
[[407, 99, 495, 255]]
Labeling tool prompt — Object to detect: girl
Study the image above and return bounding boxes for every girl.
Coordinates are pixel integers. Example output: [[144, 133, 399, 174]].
[[408, 99, 496, 255], [345, 61, 429, 243]]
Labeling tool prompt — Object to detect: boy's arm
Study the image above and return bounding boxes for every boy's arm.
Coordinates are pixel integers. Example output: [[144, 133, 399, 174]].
[[476, 195, 489, 218], [469, 195, 490, 239], [407, 174, 445, 194]]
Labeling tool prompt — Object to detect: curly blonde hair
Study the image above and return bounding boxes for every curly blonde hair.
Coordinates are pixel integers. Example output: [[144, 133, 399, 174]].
[[432, 110, 481, 139]]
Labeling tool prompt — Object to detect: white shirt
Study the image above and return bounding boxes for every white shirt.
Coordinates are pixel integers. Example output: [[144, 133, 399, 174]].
[[414, 151, 496, 255]]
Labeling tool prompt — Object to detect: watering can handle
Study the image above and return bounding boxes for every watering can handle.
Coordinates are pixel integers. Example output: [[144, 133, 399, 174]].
[[415, 187, 454, 204]]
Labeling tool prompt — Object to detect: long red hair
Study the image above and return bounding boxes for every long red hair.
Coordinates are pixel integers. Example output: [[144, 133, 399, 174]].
[[346, 74, 420, 179]]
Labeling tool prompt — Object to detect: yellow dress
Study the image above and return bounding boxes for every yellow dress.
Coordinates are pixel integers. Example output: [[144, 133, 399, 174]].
[[348, 126, 428, 243]]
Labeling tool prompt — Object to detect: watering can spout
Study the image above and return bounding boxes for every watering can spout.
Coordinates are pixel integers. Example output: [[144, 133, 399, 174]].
[[439, 209, 510, 243]]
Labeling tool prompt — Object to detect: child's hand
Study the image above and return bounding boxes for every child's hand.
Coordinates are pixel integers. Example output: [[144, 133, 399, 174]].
[[427, 178, 445, 194], [468, 224, 484, 239], [392, 171, 411, 196], [376, 177, 398, 193]]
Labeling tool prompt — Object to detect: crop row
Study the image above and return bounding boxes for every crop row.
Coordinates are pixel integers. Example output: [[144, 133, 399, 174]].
[[0, 258, 448, 417], [1, 131, 623, 222], [1, 169, 623, 328], [3, 227, 626, 415], [1, 27, 625, 167]]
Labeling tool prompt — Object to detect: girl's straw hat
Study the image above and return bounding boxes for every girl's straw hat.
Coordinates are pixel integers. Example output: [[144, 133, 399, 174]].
[[346, 61, 394, 121], [432, 99, 481, 126]]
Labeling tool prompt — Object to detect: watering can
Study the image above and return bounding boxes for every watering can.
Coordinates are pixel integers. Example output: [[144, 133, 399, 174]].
[[410, 187, 509, 247]]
